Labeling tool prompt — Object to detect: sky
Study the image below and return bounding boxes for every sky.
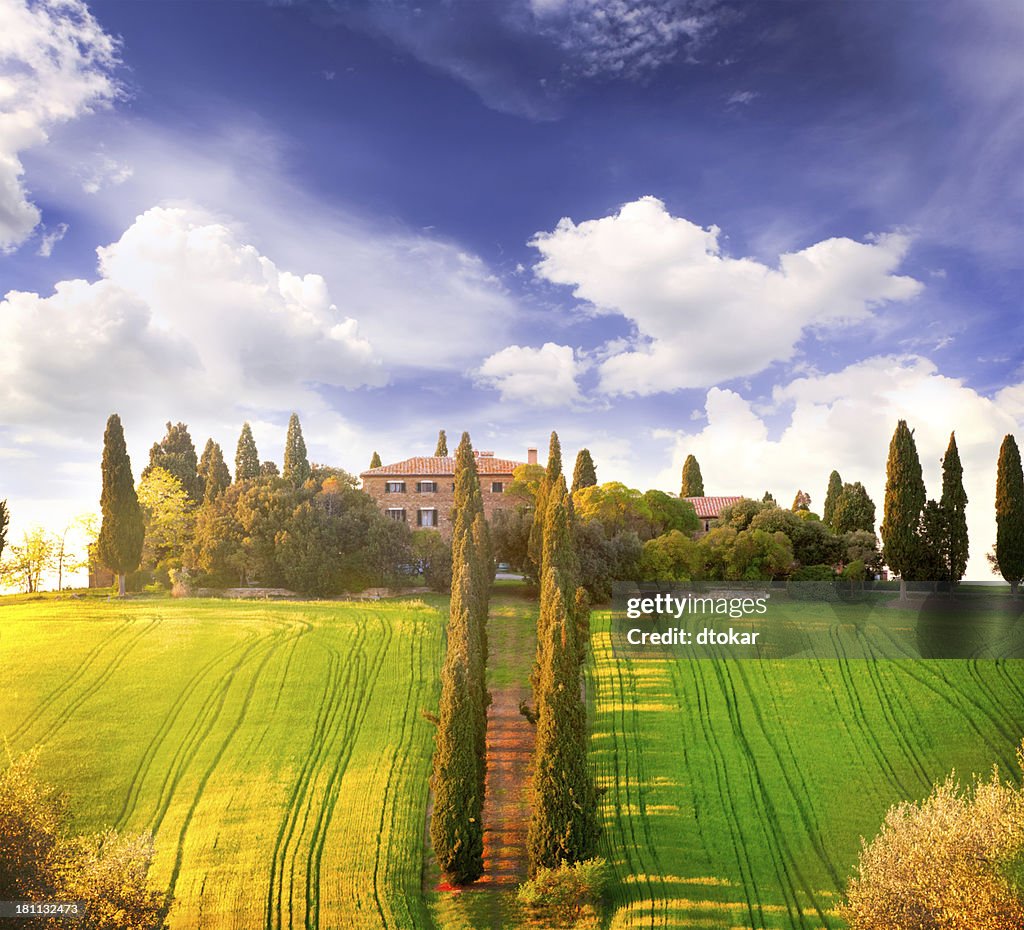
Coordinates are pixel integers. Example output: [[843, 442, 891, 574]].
[[1, 0, 1021, 584]]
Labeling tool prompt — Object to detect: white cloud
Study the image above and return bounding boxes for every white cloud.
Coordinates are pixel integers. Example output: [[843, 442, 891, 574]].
[[0, 0, 120, 250], [80, 152, 133, 193], [35, 220, 68, 256], [531, 196, 923, 395], [530, 0, 719, 78], [655, 354, 1023, 580], [1, 204, 383, 427], [475, 342, 584, 406], [726, 89, 757, 106]]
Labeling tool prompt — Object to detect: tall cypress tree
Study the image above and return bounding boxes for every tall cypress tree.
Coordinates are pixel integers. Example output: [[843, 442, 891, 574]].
[[282, 413, 310, 486], [528, 480, 599, 875], [431, 431, 489, 883], [146, 421, 200, 500], [881, 420, 926, 598], [995, 434, 1024, 596], [234, 422, 260, 482], [571, 448, 597, 493], [198, 439, 231, 502], [528, 432, 562, 577], [368, 451, 382, 469], [940, 433, 969, 588], [0, 499, 8, 562], [435, 430, 449, 457], [97, 414, 144, 597], [823, 470, 843, 530], [680, 454, 704, 497]]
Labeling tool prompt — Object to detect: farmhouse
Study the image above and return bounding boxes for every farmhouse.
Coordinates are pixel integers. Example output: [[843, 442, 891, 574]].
[[683, 496, 745, 533], [361, 448, 536, 536]]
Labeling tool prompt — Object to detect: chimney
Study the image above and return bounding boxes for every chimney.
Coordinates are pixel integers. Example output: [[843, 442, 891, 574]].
[[527, 447, 538, 466]]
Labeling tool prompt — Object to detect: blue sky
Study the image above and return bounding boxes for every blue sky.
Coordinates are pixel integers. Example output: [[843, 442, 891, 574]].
[[1, 0, 1021, 580]]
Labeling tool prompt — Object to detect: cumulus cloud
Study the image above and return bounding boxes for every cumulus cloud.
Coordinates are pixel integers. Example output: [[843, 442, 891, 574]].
[[0, 0, 120, 250], [0, 205, 382, 429], [531, 196, 924, 395], [655, 354, 1023, 580], [475, 342, 584, 406]]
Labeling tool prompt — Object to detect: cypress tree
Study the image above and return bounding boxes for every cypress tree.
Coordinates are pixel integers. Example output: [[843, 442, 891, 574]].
[[234, 421, 260, 479], [435, 430, 448, 457], [528, 432, 563, 577], [0, 499, 8, 562], [823, 470, 843, 530], [833, 482, 876, 535], [234, 422, 260, 482], [680, 454, 704, 497], [881, 420, 927, 599], [369, 451, 382, 469], [429, 649, 484, 883], [940, 433, 969, 588], [431, 431, 489, 883], [198, 439, 231, 502], [97, 414, 144, 597], [995, 434, 1024, 595], [282, 413, 310, 486], [571, 448, 597, 493], [147, 421, 200, 500]]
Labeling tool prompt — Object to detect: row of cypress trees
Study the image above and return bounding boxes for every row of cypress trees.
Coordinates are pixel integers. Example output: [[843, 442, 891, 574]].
[[526, 432, 600, 875], [429, 432, 492, 883]]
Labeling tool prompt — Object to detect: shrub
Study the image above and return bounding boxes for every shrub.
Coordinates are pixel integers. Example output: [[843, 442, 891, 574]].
[[842, 743, 1024, 930], [517, 858, 609, 928]]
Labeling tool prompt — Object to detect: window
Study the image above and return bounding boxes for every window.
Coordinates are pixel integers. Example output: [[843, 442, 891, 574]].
[[417, 508, 437, 527], [417, 481, 437, 493], [385, 481, 406, 494], [386, 508, 406, 522], [491, 481, 504, 493]]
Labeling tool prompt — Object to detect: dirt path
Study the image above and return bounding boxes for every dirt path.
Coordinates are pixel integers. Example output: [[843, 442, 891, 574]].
[[477, 678, 533, 887]]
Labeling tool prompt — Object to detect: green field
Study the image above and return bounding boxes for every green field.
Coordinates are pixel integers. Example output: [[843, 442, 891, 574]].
[[0, 595, 444, 930], [2, 593, 1022, 930], [589, 601, 1024, 929]]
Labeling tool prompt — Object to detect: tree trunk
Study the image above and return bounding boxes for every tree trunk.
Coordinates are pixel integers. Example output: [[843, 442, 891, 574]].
[[118, 572, 126, 597], [1013, 582, 1020, 598], [899, 576, 907, 600]]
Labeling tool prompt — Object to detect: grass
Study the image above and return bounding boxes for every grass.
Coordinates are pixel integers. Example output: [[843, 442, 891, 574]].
[[0, 594, 446, 930], [590, 598, 1024, 929], [3, 590, 1022, 930]]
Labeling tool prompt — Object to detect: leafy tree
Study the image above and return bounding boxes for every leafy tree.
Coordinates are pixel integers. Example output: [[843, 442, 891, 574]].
[[54, 516, 93, 592], [574, 482, 697, 541], [434, 430, 448, 456], [941, 432, 969, 588], [137, 467, 193, 575], [841, 744, 1024, 930], [573, 521, 642, 603], [368, 450, 382, 469], [0, 750, 170, 929], [234, 422, 260, 482], [697, 526, 793, 581], [715, 498, 772, 531], [762, 491, 777, 506], [198, 439, 231, 502], [505, 462, 546, 504], [146, 421, 200, 501], [0, 527, 56, 593], [823, 470, 843, 529], [833, 482, 876, 535], [792, 489, 811, 511], [491, 507, 533, 573], [995, 434, 1024, 595], [680, 454, 704, 497], [843, 530, 883, 575], [412, 529, 452, 592], [517, 858, 609, 928], [881, 420, 926, 598], [0, 499, 8, 561], [571, 448, 597, 493], [260, 460, 280, 478], [98, 414, 145, 597], [282, 413, 311, 486], [917, 500, 952, 585], [748, 507, 844, 568], [639, 530, 700, 581]]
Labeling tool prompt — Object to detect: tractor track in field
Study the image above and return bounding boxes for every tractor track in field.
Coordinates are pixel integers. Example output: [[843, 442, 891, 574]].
[[165, 625, 290, 901], [7, 619, 135, 744], [115, 635, 256, 830]]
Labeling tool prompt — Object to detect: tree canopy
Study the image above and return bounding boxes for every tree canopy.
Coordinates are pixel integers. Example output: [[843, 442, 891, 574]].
[[881, 420, 926, 596], [146, 421, 201, 501], [995, 434, 1024, 594], [680, 454, 704, 497], [234, 422, 260, 482], [282, 413, 310, 486], [98, 414, 145, 596], [571, 448, 597, 493]]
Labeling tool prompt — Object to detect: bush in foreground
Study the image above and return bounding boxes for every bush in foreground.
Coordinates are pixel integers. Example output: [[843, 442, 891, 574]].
[[841, 742, 1024, 930], [517, 857, 608, 928]]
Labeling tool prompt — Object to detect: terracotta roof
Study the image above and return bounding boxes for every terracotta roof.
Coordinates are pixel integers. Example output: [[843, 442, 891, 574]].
[[683, 496, 745, 519], [361, 453, 524, 478]]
